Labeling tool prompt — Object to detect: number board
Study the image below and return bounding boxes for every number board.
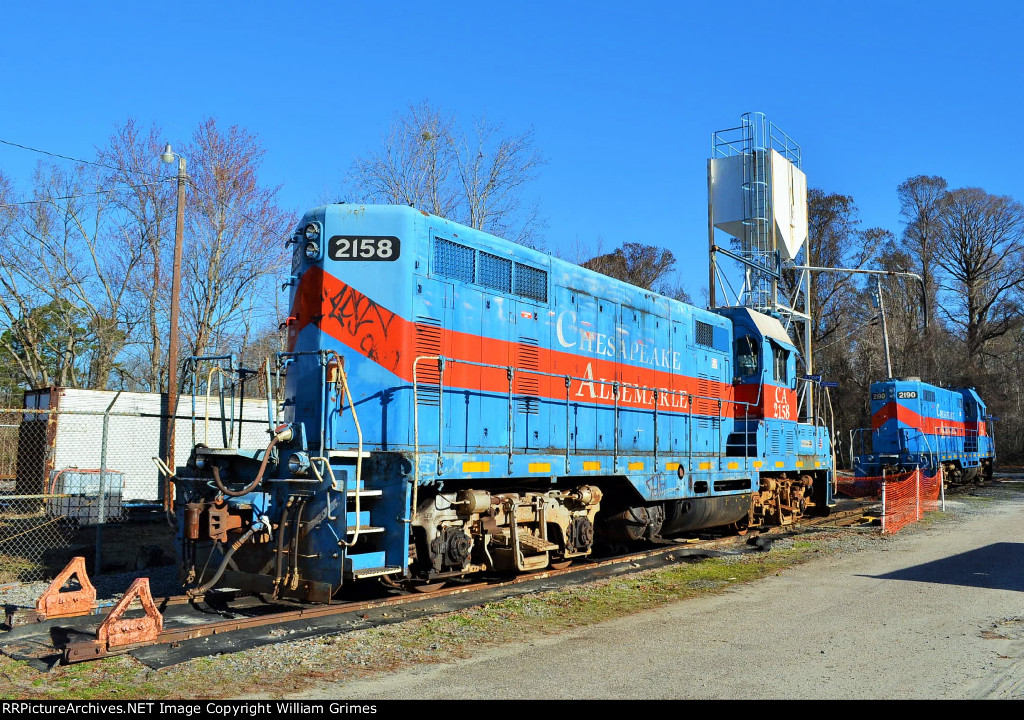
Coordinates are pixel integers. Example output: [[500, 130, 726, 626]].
[[896, 390, 918, 399], [871, 392, 886, 400], [329, 235, 400, 261]]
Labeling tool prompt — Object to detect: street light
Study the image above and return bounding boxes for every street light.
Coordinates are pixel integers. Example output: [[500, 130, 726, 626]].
[[161, 143, 186, 514]]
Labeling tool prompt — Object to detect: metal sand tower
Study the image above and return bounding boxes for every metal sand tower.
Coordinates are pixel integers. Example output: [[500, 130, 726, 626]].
[[707, 112, 814, 417]]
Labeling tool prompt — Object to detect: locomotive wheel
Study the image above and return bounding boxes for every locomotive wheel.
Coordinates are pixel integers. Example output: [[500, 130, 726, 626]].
[[728, 510, 751, 536], [407, 580, 448, 594]]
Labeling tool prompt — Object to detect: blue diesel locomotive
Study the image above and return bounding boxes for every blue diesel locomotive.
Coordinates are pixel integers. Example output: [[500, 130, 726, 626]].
[[176, 204, 834, 602], [853, 377, 995, 483]]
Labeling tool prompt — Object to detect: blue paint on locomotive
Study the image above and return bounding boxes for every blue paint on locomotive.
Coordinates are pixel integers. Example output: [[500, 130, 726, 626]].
[[286, 205, 831, 574]]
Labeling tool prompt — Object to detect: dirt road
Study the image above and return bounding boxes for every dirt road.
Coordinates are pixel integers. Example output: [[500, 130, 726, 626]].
[[292, 481, 1024, 700]]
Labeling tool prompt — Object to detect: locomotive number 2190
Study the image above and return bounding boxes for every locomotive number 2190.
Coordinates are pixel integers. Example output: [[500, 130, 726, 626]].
[[329, 235, 401, 261]]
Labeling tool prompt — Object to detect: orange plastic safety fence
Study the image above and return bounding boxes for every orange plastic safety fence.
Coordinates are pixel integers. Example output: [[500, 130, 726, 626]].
[[838, 469, 943, 534], [836, 476, 885, 499], [882, 469, 943, 533]]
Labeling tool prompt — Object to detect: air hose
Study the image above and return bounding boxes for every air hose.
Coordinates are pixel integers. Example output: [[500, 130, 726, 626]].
[[186, 523, 260, 597], [210, 424, 293, 497]]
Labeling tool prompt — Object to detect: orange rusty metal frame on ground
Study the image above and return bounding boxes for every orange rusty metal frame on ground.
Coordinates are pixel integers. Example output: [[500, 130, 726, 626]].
[[96, 577, 163, 647], [35, 556, 96, 618]]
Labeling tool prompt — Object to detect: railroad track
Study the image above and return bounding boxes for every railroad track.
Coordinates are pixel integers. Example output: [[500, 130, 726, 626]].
[[0, 503, 868, 669]]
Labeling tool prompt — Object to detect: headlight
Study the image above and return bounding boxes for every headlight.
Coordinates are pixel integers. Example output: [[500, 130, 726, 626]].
[[288, 452, 311, 477], [194, 454, 207, 470], [304, 241, 321, 261], [304, 222, 321, 241]]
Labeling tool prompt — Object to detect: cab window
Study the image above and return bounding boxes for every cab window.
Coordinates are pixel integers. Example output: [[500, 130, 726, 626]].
[[772, 344, 789, 384], [735, 335, 758, 378]]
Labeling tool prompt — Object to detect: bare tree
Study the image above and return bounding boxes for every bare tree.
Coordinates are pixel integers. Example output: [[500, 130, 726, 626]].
[[349, 102, 459, 218], [935, 187, 1024, 368], [897, 175, 948, 379], [348, 101, 546, 245], [786, 189, 884, 348], [97, 119, 174, 391], [0, 162, 147, 390], [898, 176, 947, 323], [454, 115, 545, 242], [785, 190, 886, 438], [179, 118, 294, 370]]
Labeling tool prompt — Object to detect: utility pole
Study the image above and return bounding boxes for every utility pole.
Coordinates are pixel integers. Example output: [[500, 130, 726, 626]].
[[874, 276, 894, 379], [161, 143, 186, 512], [788, 264, 924, 382]]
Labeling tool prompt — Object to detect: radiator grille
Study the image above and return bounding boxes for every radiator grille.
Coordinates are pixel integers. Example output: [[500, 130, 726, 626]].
[[479, 251, 512, 293], [514, 263, 547, 303], [435, 237, 474, 284], [695, 320, 714, 348]]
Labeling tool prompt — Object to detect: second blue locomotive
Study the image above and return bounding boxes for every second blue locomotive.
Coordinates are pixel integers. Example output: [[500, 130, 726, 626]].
[[854, 377, 995, 483]]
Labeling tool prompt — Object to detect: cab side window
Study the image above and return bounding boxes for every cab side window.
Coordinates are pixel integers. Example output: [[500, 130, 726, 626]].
[[772, 344, 789, 384], [735, 335, 758, 378]]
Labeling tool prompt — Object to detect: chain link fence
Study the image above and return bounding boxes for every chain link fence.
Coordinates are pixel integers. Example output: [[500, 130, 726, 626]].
[[0, 388, 272, 583]]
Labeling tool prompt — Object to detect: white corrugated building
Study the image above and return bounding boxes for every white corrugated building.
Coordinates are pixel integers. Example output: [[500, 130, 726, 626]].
[[20, 387, 273, 503]]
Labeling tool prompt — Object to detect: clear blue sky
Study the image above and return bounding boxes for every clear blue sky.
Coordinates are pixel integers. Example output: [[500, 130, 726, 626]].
[[2, 0, 1021, 298]]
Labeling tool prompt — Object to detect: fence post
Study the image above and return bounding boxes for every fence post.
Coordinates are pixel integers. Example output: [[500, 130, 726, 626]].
[[917, 469, 922, 519], [881, 469, 887, 534], [940, 466, 945, 512], [95, 392, 122, 574]]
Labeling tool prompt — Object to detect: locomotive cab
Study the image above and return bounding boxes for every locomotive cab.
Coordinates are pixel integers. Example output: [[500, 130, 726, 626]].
[[716, 307, 833, 523]]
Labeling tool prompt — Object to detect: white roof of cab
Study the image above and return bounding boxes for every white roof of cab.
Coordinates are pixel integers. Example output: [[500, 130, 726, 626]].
[[735, 307, 796, 349]]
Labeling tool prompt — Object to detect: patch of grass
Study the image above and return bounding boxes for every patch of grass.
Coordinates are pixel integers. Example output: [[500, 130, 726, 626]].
[[0, 555, 44, 584]]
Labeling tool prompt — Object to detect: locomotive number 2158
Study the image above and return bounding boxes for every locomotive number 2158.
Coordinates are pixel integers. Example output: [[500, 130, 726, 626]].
[[329, 235, 401, 261]]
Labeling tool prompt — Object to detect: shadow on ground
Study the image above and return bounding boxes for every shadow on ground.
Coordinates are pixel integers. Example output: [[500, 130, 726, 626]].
[[865, 542, 1024, 592]]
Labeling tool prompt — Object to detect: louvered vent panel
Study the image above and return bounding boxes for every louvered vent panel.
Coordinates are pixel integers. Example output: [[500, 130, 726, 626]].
[[414, 317, 442, 406], [696, 371, 718, 431], [696, 372, 713, 416], [516, 338, 540, 415]]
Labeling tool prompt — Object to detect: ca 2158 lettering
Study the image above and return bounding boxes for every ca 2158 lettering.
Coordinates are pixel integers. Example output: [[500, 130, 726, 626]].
[[329, 235, 401, 262]]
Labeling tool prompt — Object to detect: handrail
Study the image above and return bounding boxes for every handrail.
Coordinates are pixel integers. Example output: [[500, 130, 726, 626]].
[[318, 349, 365, 545], [203, 365, 230, 447], [407, 354, 819, 475], [409, 355, 443, 524]]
